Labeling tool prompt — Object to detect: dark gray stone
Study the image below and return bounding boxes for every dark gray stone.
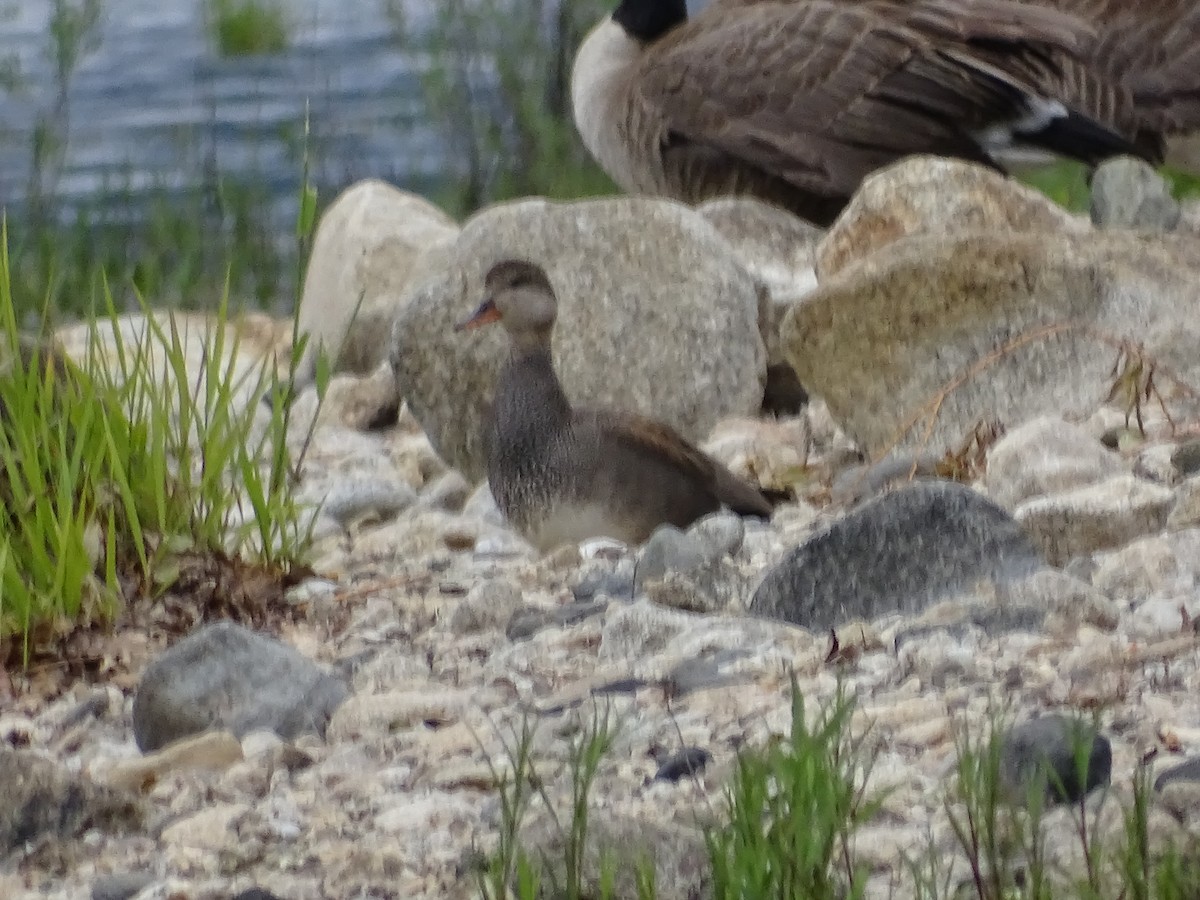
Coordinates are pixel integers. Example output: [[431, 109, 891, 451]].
[[92, 873, 154, 900], [999, 715, 1112, 805], [654, 747, 712, 783], [1154, 757, 1200, 792], [571, 562, 635, 603], [1, 748, 139, 856], [749, 481, 1043, 630], [132, 622, 350, 752], [1172, 440, 1200, 478]]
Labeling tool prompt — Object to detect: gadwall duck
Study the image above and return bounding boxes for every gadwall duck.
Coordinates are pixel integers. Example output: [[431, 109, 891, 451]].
[[456, 258, 775, 551]]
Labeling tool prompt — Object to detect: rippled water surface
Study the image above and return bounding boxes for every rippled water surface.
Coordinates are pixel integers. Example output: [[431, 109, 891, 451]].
[[0, 0, 445, 231]]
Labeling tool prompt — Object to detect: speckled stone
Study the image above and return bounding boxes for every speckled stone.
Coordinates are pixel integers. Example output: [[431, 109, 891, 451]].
[[750, 480, 1042, 630], [132, 622, 350, 752]]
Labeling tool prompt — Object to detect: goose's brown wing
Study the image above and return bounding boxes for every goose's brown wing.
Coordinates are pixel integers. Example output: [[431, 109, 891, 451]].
[[715, 0, 1199, 136], [635, 0, 1146, 199], [1035, 0, 1200, 131]]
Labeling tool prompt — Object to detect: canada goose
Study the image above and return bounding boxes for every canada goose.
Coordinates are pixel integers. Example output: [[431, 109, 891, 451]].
[[571, 0, 1159, 224], [455, 258, 775, 552]]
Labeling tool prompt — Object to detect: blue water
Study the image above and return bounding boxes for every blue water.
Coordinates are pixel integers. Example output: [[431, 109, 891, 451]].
[[0, 0, 445, 235], [0, 0, 724, 237]]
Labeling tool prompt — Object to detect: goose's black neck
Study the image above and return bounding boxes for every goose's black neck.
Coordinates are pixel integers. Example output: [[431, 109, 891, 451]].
[[613, 0, 688, 42]]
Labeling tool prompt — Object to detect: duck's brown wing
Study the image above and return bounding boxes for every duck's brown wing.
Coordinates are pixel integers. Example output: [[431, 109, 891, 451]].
[[634, 0, 1148, 200], [590, 409, 774, 518]]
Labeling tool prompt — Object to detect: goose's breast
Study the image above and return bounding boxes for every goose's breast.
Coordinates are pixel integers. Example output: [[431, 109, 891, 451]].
[[571, 18, 665, 194]]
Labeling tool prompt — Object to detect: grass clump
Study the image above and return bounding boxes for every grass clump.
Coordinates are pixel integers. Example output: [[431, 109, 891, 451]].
[[0, 219, 324, 666], [942, 715, 1049, 899], [708, 678, 879, 900], [475, 685, 1200, 900], [207, 0, 291, 58], [477, 703, 657, 900], [475, 680, 877, 900], [0, 244, 157, 663], [477, 715, 544, 900], [931, 711, 1200, 900], [1112, 765, 1200, 900]]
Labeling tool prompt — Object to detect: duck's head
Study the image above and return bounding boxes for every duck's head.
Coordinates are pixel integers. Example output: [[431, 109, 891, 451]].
[[456, 258, 559, 348]]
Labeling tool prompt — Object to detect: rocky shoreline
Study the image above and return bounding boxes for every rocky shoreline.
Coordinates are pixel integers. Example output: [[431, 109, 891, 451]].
[[4, 155, 1200, 899]]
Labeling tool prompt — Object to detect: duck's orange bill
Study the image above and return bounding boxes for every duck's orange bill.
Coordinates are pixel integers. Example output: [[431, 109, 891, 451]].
[[455, 298, 501, 331]]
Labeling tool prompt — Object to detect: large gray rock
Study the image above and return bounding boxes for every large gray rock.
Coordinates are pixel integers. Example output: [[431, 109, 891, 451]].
[[391, 197, 766, 480], [749, 480, 1043, 630], [132, 622, 350, 752], [696, 197, 822, 365], [293, 179, 458, 387], [783, 231, 1200, 460], [816, 156, 1086, 279], [1, 747, 139, 855]]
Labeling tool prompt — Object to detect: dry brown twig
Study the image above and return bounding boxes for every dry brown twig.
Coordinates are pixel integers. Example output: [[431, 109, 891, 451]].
[[932, 417, 1006, 483], [875, 320, 1200, 475], [1104, 338, 1176, 434]]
